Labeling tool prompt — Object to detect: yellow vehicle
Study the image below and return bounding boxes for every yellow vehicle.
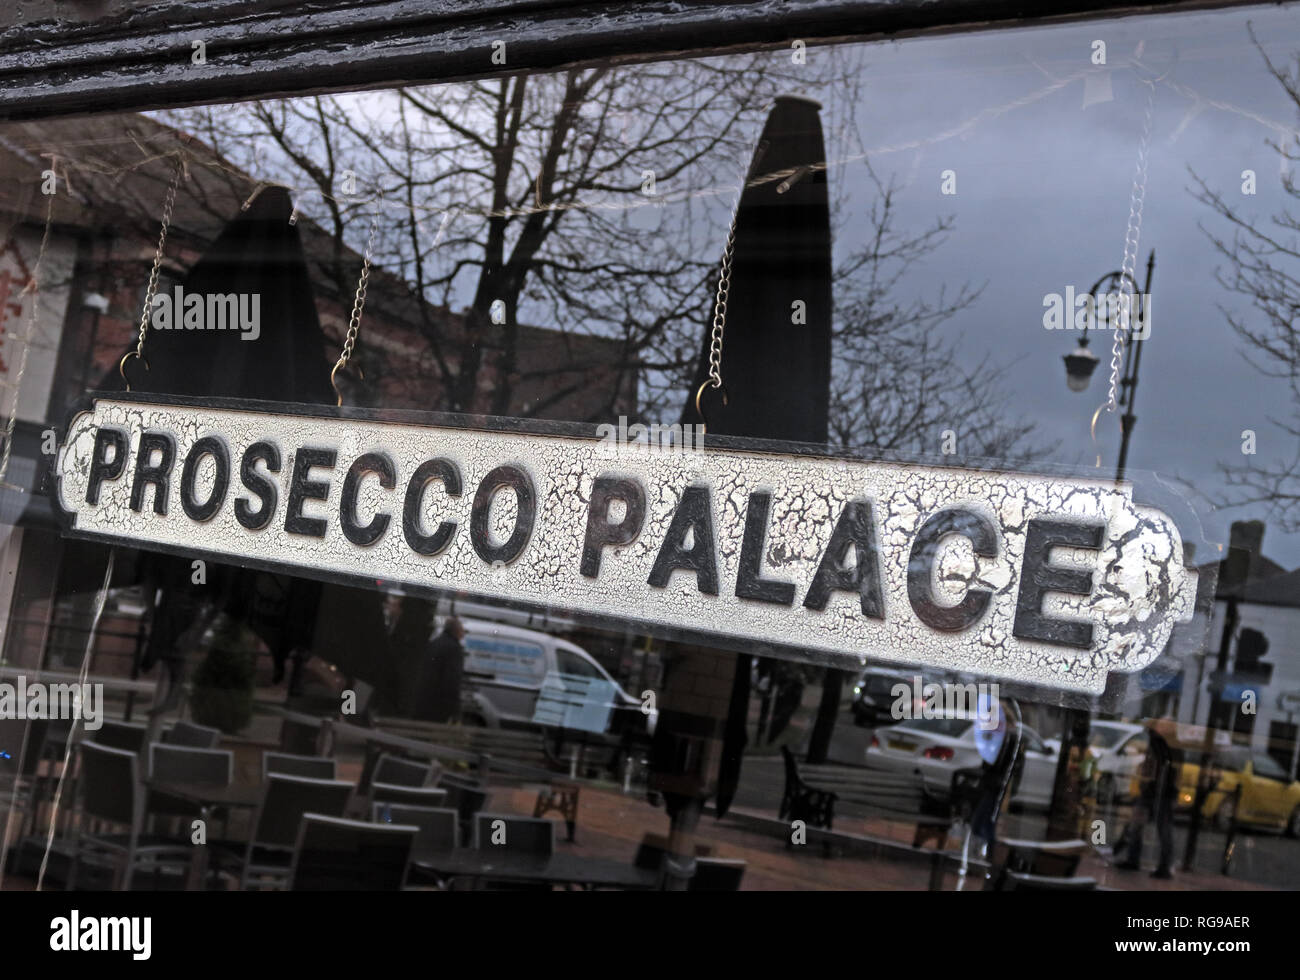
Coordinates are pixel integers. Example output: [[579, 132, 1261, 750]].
[[1175, 746, 1300, 836]]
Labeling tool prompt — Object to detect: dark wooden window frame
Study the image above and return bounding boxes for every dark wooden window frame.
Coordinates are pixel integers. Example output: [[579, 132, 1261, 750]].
[[0, 0, 1263, 120]]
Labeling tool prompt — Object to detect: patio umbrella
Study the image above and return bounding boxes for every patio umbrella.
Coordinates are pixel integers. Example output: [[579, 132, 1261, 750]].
[[676, 95, 833, 819], [98, 187, 392, 706], [110, 185, 335, 403]]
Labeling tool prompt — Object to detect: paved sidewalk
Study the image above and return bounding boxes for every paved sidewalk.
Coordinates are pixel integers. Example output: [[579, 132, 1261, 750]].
[[491, 784, 1269, 891], [3, 766, 1269, 891]]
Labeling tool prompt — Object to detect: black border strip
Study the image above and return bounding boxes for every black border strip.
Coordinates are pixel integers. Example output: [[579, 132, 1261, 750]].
[[0, 0, 1269, 121], [57, 388, 1133, 481]]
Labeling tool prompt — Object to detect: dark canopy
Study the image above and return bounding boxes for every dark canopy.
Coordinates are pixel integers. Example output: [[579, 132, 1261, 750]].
[[665, 95, 833, 818], [92, 186, 393, 706]]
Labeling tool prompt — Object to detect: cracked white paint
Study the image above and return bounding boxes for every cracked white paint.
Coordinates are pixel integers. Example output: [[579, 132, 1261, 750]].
[[56, 397, 1199, 694]]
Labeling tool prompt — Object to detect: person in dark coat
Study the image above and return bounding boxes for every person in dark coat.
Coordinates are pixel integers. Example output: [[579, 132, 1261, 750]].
[[414, 617, 467, 723], [1116, 724, 1179, 878]]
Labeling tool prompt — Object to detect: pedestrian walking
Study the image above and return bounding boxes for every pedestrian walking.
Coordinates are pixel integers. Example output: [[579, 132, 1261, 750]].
[[414, 616, 468, 724]]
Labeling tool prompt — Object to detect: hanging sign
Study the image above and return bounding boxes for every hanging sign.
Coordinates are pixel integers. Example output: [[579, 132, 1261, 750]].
[[54, 393, 1198, 695]]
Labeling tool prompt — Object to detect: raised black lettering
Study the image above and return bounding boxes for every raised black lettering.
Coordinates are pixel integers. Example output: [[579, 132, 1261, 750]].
[[403, 458, 461, 556], [803, 499, 884, 617], [580, 475, 646, 578], [907, 508, 998, 631], [736, 491, 795, 605], [647, 485, 718, 595], [470, 465, 535, 564], [235, 441, 281, 531], [86, 427, 127, 505], [1013, 519, 1104, 648], [179, 436, 231, 522], [284, 447, 336, 538], [129, 431, 176, 515], [339, 451, 395, 547]]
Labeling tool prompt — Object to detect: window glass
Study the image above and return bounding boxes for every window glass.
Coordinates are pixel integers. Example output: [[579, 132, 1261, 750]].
[[3, 0, 1300, 896], [554, 649, 605, 680], [1252, 755, 1287, 781], [1088, 726, 1130, 750], [463, 636, 546, 682], [1217, 747, 1252, 773], [1119, 734, 1148, 756]]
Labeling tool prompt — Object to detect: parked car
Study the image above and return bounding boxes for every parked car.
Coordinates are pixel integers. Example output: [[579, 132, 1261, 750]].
[[850, 668, 926, 727], [458, 619, 653, 737], [1174, 746, 1300, 835], [864, 715, 1058, 808]]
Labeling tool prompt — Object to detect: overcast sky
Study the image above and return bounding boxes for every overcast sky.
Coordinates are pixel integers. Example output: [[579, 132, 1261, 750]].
[[812, 4, 1300, 571]]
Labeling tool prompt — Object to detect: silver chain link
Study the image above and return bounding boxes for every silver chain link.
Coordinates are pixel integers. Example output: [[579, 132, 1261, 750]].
[[706, 192, 741, 390], [331, 202, 380, 404], [693, 176, 746, 434], [1103, 78, 1155, 413], [135, 158, 183, 360], [695, 129, 781, 431]]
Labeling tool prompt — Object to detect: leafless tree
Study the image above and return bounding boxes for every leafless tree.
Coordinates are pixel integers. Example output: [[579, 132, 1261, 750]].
[[162, 54, 1047, 462], [1192, 34, 1300, 531], [164, 56, 829, 421]]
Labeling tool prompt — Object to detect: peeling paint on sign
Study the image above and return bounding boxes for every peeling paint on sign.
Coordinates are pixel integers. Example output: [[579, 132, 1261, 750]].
[[55, 394, 1199, 694]]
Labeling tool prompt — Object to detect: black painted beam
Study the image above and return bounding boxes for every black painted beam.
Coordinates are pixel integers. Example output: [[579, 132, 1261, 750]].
[[0, 0, 1265, 120]]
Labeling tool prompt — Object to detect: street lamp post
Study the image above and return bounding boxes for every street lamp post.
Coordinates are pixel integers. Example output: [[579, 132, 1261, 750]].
[[1108, 252, 1156, 482], [1048, 250, 1155, 839], [1061, 251, 1155, 476]]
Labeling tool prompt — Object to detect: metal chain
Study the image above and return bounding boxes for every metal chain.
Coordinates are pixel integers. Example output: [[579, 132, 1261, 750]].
[[695, 176, 746, 430], [331, 202, 379, 405], [1103, 78, 1155, 414], [121, 156, 184, 389], [707, 198, 740, 389]]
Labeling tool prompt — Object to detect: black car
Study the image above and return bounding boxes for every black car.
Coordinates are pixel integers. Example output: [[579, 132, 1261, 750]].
[[850, 669, 924, 727]]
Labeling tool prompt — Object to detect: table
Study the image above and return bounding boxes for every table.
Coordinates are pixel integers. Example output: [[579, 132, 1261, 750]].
[[412, 847, 660, 891], [144, 780, 264, 889]]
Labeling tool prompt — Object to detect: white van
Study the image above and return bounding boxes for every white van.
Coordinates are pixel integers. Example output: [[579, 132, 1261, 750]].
[[457, 618, 654, 736]]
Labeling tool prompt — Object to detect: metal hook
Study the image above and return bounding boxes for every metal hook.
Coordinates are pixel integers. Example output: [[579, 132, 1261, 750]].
[[330, 361, 364, 407], [241, 180, 290, 212], [776, 165, 811, 195], [241, 182, 267, 212], [694, 379, 728, 436], [1089, 400, 1107, 469], [119, 351, 149, 392]]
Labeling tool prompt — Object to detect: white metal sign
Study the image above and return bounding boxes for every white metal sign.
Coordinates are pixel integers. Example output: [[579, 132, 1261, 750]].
[[55, 394, 1199, 694]]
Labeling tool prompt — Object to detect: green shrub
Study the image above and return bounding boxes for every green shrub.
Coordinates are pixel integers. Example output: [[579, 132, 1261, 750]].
[[189, 618, 256, 734]]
